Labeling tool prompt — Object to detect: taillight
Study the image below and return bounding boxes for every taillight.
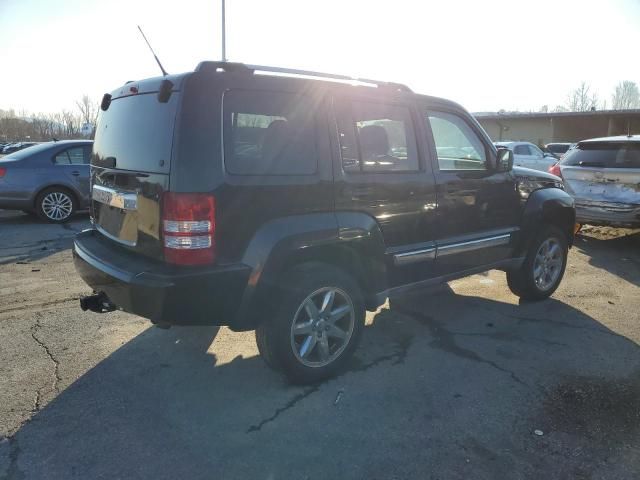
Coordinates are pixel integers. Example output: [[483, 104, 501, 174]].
[[0, 167, 6, 177], [162, 192, 216, 265], [548, 163, 562, 178]]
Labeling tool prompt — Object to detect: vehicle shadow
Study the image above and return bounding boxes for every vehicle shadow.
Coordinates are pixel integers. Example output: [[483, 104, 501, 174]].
[[0, 210, 90, 266], [3, 289, 640, 479], [574, 228, 640, 287]]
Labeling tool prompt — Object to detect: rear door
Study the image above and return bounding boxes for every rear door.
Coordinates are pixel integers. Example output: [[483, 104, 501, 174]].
[[91, 79, 182, 259], [52, 145, 91, 202], [561, 141, 640, 206], [513, 143, 537, 169], [332, 93, 438, 286]]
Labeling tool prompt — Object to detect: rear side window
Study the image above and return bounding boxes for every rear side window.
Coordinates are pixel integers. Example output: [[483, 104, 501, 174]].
[[223, 90, 318, 175], [514, 144, 530, 155], [54, 146, 90, 165], [336, 100, 419, 172], [562, 142, 640, 168]]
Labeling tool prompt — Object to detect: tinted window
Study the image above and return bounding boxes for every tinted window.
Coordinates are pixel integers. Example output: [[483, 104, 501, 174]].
[[428, 111, 486, 170], [224, 90, 318, 175], [336, 101, 419, 172], [548, 144, 570, 154], [562, 142, 640, 168], [514, 144, 530, 155], [92, 92, 178, 174], [54, 146, 88, 165]]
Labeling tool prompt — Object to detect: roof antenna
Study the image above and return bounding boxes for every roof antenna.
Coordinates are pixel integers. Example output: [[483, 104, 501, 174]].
[[137, 25, 168, 76]]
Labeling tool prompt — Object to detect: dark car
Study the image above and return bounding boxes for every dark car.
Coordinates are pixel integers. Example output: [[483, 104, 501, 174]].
[[545, 142, 575, 159], [74, 62, 575, 384], [0, 140, 92, 222]]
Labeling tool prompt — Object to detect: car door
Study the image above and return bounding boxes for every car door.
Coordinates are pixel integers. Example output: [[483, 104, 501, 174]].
[[52, 145, 91, 203], [513, 143, 536, 169], [424, 108, 521, 275], [332, 93, 439, 287], [529, 144, 556, 171]]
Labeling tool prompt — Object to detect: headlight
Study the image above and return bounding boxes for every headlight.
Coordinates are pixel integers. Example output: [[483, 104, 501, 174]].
[[517, 178, 564, 198]]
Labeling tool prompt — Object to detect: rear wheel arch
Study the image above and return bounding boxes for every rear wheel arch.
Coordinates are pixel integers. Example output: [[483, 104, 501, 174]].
[[34, 185, 79, 222], [33, 184, 79, 209]]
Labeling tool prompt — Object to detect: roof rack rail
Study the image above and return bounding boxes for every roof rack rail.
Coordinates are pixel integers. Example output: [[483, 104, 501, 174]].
[[195, 61, 412, 93]]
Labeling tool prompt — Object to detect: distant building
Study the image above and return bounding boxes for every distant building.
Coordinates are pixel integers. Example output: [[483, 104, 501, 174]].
[[474, 109, 640, 146]]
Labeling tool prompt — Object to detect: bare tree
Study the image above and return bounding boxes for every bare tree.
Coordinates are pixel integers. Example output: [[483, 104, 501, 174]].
[[566, 82, 599, 112], [75, 94, 99, 136], [612, 81, 640, 110]]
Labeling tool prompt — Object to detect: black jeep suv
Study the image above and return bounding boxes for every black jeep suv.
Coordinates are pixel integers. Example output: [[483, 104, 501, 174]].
[[74, 62, 575, 384]]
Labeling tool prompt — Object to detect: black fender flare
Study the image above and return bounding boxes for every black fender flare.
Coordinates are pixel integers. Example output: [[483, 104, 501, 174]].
[[232, 211, 388, 331], [516, 188, 576, 256]]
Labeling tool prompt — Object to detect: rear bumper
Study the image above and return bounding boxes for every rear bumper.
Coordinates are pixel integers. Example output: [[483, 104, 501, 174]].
[[73, 229, 252, 328], [575, 201, 640, 228]]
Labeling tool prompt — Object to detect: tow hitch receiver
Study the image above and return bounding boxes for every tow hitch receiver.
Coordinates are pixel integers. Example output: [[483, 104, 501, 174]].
[[80, 293, 117, 313]]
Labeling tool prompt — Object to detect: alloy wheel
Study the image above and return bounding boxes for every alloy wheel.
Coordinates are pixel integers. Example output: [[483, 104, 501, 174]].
[[533, 237, 563, 291], [290, 287, 355, 368], [42, 192, 73, 221]]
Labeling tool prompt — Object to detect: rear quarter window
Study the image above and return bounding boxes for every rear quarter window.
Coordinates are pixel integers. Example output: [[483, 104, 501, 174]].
[[562, 142, 640, 168], [223, 89, 318, 175]]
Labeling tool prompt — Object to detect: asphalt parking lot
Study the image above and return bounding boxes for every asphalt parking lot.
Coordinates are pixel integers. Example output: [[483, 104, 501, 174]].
[[0, 209, 639, 480]]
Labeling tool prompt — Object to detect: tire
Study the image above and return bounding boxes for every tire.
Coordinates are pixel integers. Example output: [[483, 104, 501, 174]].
[[255, 263, 365, 384], [36, 187, 76, 223], [507, 225, 568, 301]]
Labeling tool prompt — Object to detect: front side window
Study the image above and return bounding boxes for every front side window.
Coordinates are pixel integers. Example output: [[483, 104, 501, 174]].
[[54, 146, 88, 165], [427, 111, 486, 170], [529, 144, 544, 158], [223, 90, 318, 175], [336, 100, 419, 172]]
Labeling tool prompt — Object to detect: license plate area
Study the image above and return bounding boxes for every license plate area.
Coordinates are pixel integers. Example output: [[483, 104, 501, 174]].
[[92, 186, 139, 246]]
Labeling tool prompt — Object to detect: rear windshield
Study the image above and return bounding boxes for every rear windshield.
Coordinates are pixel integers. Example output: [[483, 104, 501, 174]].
[[1, 143, 48, 160], [561, 142, 640, 168], [547, 144, 570, 154], [92, 92, 179, 173]]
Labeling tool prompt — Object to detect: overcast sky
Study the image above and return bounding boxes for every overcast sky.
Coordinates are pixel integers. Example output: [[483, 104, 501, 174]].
[[1, 0, 639, 114]]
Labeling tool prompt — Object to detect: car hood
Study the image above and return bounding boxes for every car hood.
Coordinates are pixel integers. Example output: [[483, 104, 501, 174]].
[[512, 165, 558, 181]]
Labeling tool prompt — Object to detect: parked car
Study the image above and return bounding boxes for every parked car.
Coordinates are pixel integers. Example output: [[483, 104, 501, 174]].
[[549, 135, 640, 228], [74, 62, 575, 384], [0, 140, 92, 222], [494, 141, 558, 171], [1, 142, 38, 154], [545, 142, 575, 159]]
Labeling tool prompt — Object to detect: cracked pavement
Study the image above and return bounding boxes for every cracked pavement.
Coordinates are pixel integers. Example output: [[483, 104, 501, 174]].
[[0, 210, 639, 479]]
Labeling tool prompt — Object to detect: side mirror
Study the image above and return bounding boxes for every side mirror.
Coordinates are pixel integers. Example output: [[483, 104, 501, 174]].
[[543, 152, 555, 158], [495, 148, 513, 172]]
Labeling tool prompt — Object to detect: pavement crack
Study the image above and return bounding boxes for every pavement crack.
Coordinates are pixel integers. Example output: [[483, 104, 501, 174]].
[[246, 386, 319, 433], [246, 337, 413, 434], [394, 307, 529, 387], [30, 317, 61, 405]]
